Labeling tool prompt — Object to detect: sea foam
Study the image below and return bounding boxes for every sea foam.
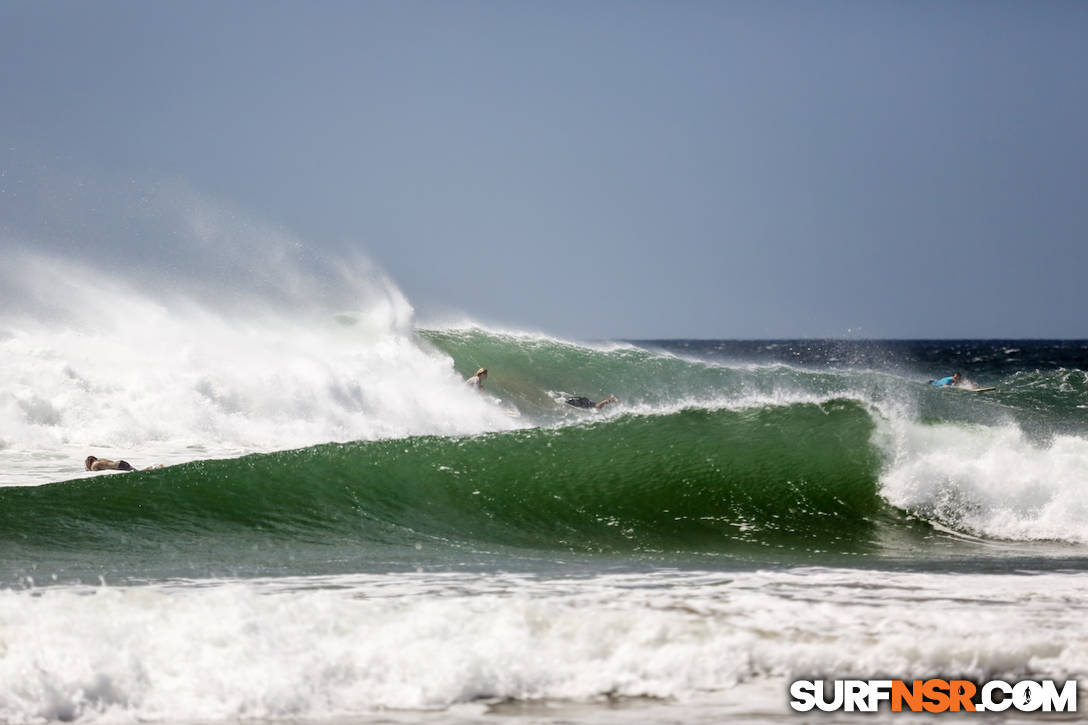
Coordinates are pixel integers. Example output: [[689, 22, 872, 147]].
[[877, 417, 1088, 543], [0, 569, 1084, 723]]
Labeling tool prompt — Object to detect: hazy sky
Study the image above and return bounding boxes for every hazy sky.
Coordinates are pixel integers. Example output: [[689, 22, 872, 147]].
[[2, 0, 1085, 339]]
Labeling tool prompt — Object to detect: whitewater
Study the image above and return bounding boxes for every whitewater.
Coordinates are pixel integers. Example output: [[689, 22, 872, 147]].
[[2, 213, 1087, 722]]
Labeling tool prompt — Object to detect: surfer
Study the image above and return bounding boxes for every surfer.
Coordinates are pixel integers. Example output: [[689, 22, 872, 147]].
[[565, 394, 619, 409], [929, 372, 963, 387], [466, 368, 487, 389], [85, 456, 161, 472]]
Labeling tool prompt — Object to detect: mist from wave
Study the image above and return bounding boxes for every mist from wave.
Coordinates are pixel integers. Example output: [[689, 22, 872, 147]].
[[0, 185, 521, 486]]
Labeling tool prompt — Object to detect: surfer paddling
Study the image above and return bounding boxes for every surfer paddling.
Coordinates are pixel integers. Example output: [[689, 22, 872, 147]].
[[929, 372, 964, 387], [927, 373, 994, 392], [565, 395, 619, 410], [466, 368, 488, 389], [85, 456, 162, 472]]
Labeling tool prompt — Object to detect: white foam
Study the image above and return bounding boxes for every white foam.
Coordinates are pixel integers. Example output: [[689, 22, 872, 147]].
[[0, 254, 519, 486], [877, 417, 1088, 543], [0, 569, 1084, 723]]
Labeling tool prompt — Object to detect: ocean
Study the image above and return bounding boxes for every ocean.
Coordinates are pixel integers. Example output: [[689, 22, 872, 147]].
[[1, 271, 1087, 723]]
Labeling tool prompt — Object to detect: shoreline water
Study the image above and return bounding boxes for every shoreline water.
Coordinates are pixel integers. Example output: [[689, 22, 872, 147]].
[[3, 567, 1086, 723]]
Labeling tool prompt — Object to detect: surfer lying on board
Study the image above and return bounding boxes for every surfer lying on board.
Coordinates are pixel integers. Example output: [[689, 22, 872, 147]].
[[929, 372, 964, 387], [926, 373, 994, 392], [85, 456, 162, 472], [465, 368, 487, 389], [565, 395, 619, 409]]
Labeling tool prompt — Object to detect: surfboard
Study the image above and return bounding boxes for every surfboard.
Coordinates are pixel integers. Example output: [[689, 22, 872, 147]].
[[972, 387, 996, 393]]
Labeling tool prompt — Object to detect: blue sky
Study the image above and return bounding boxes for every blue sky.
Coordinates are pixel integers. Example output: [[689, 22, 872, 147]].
[[2, 0, 1085, 339]]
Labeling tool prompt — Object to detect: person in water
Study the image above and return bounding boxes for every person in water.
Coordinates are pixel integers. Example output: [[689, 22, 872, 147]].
[[466, 368, 487, 389], [85, 456, 161, 472], [929, 372, 964, 387], [565, 394, 619, 409]]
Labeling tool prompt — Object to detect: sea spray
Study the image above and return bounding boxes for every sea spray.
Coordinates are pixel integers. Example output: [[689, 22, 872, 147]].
[[0, 181, 523, 485], [0, 262, 520, 485]]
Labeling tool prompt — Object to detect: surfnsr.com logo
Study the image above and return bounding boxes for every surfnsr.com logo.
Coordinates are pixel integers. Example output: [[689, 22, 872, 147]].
[[789, 679, 1077, 713]]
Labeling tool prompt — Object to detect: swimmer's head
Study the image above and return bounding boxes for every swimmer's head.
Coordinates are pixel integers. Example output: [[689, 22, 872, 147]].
[[85, 456, 97, 470]]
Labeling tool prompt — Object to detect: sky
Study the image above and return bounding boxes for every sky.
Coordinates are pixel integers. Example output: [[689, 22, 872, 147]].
[[1, 0, 1085, 339]]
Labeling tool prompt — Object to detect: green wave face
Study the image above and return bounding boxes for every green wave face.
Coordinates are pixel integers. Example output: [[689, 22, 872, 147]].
[[418, 329, 849, 421], [0, 402, 883, 582]]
